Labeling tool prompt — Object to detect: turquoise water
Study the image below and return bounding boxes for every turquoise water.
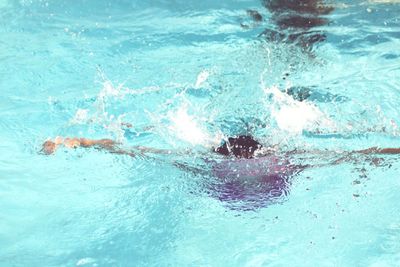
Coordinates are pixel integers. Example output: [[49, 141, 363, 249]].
[[1, 0, 400, 266]]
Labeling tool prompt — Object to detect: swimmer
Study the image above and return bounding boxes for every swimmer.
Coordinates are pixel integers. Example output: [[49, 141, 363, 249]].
[[42, 134, 400, 210], [42, 134, 400, 158]]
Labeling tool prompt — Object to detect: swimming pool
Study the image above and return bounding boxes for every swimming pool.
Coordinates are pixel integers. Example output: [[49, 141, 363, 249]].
[[1, 0, 400, 266]]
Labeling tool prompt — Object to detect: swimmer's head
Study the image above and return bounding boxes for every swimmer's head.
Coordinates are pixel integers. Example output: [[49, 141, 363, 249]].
[[215, 135, 262, 159]]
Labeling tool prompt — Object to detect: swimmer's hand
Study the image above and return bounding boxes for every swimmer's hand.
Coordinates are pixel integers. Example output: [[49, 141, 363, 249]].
[[41, 136, 64, 155], [42, 140, 58, 155]]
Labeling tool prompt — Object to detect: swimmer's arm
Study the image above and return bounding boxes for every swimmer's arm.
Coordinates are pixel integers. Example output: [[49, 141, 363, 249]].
[[329, 147, 400, 166], [41, 137, 130, 155], [285, 147, 400, 157], [283, 147, 400, 168], [354, 147, 400, 155], [41, 137, 194, 157]]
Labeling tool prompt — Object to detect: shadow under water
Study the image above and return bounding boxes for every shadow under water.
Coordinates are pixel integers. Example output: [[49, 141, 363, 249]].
[[261, 0, 334, 50]]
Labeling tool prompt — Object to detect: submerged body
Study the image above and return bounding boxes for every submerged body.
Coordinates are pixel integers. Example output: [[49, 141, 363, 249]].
[[212, 156, 293, 179], [209, 155, 303, 209]]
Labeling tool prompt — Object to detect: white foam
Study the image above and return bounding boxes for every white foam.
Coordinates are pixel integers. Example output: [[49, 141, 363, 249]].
[[70, 109, 89, 124], [194, 70, 210, 89], [68, 80, 130, 142], [103, 114, 127, 142], [76, 257, 96, 266], [168, 105, 209, 145], [98, 80, 125, 99], [265, 86, 335, 134], [167, 104, 220, 147]]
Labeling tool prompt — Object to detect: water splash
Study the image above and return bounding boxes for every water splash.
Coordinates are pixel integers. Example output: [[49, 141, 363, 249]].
[[194, 70, 210, 89], [70, 108, 89, 125], [269, 86, 336, 134], [167, 104, 220, 147], [67, 70, 224, 148], [259, 60, 336, 135]]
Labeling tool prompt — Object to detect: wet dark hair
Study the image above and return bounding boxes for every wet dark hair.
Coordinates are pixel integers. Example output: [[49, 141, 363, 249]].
[[215, 135, 262, 159]]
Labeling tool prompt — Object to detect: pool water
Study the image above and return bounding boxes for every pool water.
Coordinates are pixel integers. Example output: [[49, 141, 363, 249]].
[[1, 0, 400, 266]]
